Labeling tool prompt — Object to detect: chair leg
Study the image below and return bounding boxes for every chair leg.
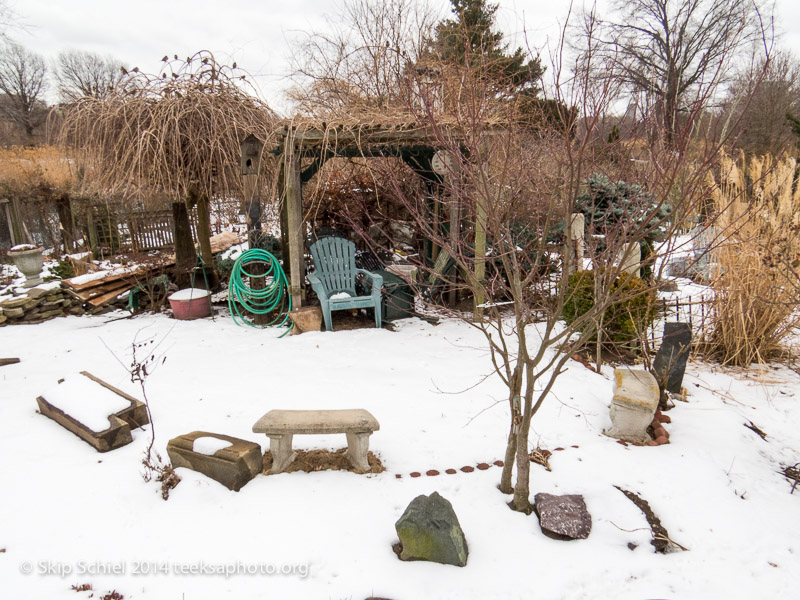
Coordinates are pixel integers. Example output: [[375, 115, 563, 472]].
[[374, 302, 382, 329], [322, 303, 333, 331]]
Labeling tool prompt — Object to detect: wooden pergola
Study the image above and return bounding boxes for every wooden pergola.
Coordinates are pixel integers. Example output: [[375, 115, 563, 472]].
[[270, 122, 465, 309]]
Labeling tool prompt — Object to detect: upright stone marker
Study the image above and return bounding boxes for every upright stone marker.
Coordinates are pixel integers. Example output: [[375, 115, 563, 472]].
[[567, 213, 585, 274], [605, 368, 660, 443], [653, 322, 692, 394], [395, 492, 468, 567], [618, 242, 641, 278]]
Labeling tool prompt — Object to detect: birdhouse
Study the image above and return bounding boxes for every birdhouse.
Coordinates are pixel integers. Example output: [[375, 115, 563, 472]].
[[240, 134, 263, 175]]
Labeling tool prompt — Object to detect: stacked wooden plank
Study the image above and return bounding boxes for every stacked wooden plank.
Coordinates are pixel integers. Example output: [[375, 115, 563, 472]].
[[61, 232, 244, 309], [61, 262, 171, 308]]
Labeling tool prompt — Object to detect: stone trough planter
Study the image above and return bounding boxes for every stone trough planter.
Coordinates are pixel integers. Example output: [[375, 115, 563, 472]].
[[166, 431, 263, 491], [36, 371, 149, 452]]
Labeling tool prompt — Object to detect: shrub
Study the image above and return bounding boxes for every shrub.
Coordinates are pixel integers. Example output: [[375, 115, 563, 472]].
[[575, 173, 672, 280], [563, 270, 658, 349]]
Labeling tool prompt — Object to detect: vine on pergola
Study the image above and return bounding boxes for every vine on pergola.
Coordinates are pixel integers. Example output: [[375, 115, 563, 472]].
[[60, 50, 279, 275]]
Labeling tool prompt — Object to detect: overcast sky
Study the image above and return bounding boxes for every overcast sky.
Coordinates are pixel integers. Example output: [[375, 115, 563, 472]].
[[11, 0, 800, 114]]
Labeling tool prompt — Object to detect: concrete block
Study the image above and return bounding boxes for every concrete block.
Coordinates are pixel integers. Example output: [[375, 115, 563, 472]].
[[605, 368, 659, 443], [167, 431, 262, 491]]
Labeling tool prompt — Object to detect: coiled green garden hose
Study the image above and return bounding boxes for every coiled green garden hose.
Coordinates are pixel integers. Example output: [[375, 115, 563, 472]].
[[227, 249, 291, 331]]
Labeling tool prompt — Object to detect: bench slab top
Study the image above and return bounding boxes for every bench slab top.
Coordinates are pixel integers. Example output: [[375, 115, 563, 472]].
[[252, 409, 380, 435]]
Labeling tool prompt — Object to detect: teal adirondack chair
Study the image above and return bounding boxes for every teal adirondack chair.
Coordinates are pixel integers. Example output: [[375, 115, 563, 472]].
[[308, 237, 383, 331]]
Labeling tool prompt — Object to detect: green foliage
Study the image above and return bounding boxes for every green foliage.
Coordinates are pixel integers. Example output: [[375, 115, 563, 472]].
[[434, 0, 543, 95], [574, 173, 671, 281], [516, 94, 577, 135], [48, 258, 75, 280], [576, 174, 671, 243], [563, 270, 658, 347]]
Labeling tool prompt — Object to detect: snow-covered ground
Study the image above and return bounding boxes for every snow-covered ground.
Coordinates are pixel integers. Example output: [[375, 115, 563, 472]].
[[1, 309, 799, 599]]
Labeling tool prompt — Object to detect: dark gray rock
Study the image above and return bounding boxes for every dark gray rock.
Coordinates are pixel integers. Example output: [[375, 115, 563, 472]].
[[653, 322, 692, 393], [395, 492, 468, 567], [534, 493, 592, 540]]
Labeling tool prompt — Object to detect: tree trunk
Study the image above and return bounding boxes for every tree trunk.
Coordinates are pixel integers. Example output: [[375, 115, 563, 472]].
[[172, 201, 195, 288], [499, 422, 517, 494], [191, 189, 218, 288], [55, 195, 75, 253], [512, 407, 532, 513]]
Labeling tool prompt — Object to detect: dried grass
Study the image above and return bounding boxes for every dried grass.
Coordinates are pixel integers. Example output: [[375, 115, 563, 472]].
[[701, 152, 800, 366], [0, 145, 75, 196]]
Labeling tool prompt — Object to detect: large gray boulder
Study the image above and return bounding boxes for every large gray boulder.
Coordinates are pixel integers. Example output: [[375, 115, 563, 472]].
[[395, 492, 468, 567]]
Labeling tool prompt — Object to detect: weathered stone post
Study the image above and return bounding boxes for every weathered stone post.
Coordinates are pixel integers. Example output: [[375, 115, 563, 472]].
[[566, 213, 585, 275], [618, 241, 641, 278]]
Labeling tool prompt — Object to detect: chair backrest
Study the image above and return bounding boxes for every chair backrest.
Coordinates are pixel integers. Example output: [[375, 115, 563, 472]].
[[309, 237, 358, 294]]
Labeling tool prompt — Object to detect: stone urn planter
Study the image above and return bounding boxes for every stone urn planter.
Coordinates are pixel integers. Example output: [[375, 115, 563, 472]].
[[8, 245, 44, 287]]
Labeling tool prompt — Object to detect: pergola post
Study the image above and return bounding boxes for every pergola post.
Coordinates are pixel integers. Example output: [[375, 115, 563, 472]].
[[473, 147, 489, 322], [283, 131, 305, 309]]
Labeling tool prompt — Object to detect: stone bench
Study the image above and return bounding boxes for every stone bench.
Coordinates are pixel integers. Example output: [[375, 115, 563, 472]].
[[252, 409, 380, 474], [166, 431, 263, 491]]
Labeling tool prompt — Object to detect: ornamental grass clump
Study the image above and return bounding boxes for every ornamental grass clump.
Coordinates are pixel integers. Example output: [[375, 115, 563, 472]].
[[701, 152, 800, 366]]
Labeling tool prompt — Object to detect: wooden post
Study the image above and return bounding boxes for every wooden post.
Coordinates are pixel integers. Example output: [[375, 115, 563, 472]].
[[86, 205, 98, 256], [243, 172, 269, 324], [448, 194, 460, 307], [473, 188, 487, 322], [9, 197, 29, 245], [192, 188, 218, 288], [283, 131, 305, 309]]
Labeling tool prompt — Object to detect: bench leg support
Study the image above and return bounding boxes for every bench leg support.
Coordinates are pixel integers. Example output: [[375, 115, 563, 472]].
[[345, 431, 372, 472], [268, 433, 296, 474]]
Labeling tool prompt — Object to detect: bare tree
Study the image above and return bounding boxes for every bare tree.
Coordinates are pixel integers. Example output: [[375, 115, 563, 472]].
[[320, 6, 767, 513], [0, 42, 47, 143], [55, 50, 125, 102], [289, 0, 439, 117], [722, 49, 800, 155], [590, 0, 772, 146], [0, 0, 20, 42]]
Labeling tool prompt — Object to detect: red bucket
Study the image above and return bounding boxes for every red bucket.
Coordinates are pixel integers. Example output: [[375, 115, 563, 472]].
[[168, 288, 212, 320]]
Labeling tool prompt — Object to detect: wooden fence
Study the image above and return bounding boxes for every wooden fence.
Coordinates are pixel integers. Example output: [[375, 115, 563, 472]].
[[89, 205, 198, 254]]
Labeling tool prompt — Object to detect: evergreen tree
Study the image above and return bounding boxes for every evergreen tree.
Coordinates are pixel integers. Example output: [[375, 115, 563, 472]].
[[434, 0, 543, 96]]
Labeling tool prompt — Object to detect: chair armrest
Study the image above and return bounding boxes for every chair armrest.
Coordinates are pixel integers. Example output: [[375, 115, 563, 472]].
[[357, 269, 383, 293], [307, 272, 326, 298]]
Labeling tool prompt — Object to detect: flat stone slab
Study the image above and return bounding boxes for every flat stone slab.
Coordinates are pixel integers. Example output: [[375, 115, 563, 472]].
[[36, 371, 149, 453], [167, 431, 262, 492], [253, 409, 380, 474], [534, 493, 592, 540], [252, 409, 380, 434]]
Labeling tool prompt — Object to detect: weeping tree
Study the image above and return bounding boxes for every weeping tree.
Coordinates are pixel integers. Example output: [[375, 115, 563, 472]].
[[60, 51, 279, 282]]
